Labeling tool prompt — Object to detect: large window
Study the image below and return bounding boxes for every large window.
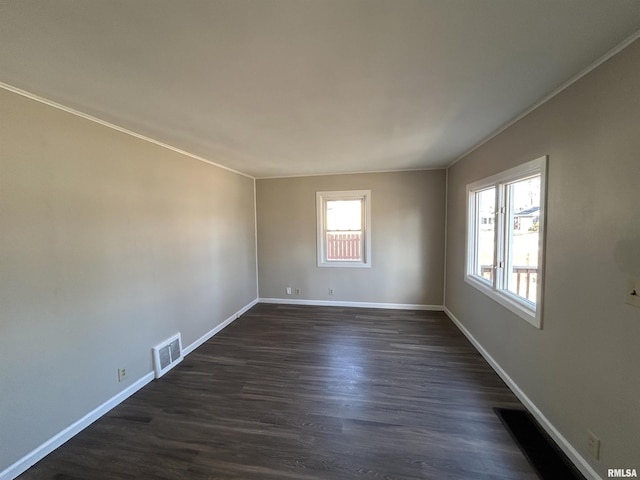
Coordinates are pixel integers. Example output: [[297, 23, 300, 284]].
[[466, 156, 547, 327], [317, 190, 371, 268]]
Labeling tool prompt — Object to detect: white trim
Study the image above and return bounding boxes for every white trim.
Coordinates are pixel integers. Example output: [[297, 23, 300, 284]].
[[253, 178, 260, 299], [0, 372, 154, 480], [182, 298, 259, 356], [0, 81, 254, 180], [466, 156, 545, 192], [259, 298, 443, 311], [449, 29, 640, 168], [316, 190, 372, 268], [443, 307, 602, 480], [1, 298, 259, 480], [465, 275, 539, 326], [464, 156, 547, 328], [256, 167, 445, 180], [443, 168, 449, 306], [0, 81, 445, 180]]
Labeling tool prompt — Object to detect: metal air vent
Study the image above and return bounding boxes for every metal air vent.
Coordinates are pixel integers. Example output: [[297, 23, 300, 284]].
[[152, 333, 183, 379]]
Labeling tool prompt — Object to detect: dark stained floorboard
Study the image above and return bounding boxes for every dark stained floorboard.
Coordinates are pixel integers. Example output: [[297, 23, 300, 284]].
[[18, 304, 538, 479]]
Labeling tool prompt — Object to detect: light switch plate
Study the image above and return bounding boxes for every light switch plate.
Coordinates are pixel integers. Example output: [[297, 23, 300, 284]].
[[626, 278, 640, 308]]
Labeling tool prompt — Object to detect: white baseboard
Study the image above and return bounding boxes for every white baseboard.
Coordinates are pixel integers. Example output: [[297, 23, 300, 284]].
[[259, 297, 444, 311], [183, 298, 259, 356], [443, 306, 602, 480], [0, 372, 154, 480], [1, 297, 259, 480]]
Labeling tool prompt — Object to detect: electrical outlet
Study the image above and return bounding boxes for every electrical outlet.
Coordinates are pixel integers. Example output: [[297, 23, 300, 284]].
[[295, 288, 300, 295], [118, 367, 128, 382], [587, 431, 600, 460], [286, 287, 292, 295], [328, 288, 334, 295]]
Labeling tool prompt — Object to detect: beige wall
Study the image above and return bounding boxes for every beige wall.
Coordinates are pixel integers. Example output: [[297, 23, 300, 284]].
[[445, 40, 640, 476], [0, 88, 257, 472], [257, 170, 445, 306]]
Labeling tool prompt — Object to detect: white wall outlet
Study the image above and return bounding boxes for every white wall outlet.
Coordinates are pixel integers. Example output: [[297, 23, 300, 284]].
[[626, 278, 640, 308], [295, 288, 300, 295], [328, 288, 334, 295], [286, 287, 292, 295], [587, 431, 601, 460], [117, 367, 128, 382]]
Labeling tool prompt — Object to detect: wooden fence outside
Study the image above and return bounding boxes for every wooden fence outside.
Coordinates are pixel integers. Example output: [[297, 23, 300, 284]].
[[327, 232, 362, 261]]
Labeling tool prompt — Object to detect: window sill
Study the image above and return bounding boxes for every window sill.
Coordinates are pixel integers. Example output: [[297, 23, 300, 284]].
[[318, 261, 371, 268], [464, 274, 541, 328]]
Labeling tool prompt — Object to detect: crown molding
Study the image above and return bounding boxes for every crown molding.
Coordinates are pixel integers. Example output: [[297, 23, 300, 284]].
[[0, 81, 255, 179], [448, 29, 640, 169]]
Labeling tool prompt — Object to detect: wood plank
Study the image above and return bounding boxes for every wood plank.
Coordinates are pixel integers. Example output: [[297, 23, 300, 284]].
[[18, 304, 538, 479]]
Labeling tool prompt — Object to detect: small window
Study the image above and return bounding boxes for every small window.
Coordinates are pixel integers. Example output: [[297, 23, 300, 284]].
[[317, 190, 371, 268], [465, 156, 547, 327]]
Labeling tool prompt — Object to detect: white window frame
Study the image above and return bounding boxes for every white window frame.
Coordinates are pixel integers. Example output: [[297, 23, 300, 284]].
[[316, 190, 371, 268], [465, 156, 547, 328]]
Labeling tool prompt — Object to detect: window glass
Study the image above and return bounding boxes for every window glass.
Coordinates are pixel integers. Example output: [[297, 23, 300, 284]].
[[326, 200, 362, 231], [475, 187, 495, 282], [506, 176, 540, 303], [317, 191, 371, 268], [465, 156, 546, 327]]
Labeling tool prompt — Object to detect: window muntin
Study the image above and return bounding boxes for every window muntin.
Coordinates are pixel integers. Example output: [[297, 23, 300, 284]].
[[465, 157, 547, 327], [317, 190, 371, 268]]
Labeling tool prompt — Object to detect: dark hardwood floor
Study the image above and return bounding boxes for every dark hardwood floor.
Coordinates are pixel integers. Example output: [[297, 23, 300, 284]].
[[19, 304, 538, 479]]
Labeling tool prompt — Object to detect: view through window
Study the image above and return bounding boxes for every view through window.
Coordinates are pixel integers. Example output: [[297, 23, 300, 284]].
[[326, 199, 363, 261], [466, 157, 546, 327], [317, 190, 371, 268]]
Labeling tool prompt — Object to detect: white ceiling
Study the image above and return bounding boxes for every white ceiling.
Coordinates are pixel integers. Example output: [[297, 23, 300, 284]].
[[1, 1, 640, 178]]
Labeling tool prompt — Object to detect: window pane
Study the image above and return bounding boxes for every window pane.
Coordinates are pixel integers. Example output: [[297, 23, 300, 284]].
[[464, 156, 546, 327], [326, 200, 361, 231], [317, 190, 371, 268], [506, 175, 540, 303], [475, 187, 495, 281]]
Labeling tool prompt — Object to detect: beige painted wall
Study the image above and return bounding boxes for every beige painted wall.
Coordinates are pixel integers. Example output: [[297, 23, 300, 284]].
[[257, 170, 445, 306], [0, 88, 257, 472], [445, 40, 640, 476]]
